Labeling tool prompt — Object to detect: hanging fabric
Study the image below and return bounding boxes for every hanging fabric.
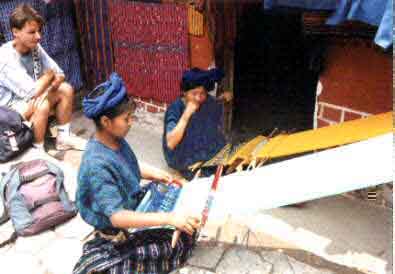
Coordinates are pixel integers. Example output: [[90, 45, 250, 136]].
[[264, 0, 393, 49], [109, 0, 189, 104], [188, 4, 204, 36], [73, 0, 114, 90]]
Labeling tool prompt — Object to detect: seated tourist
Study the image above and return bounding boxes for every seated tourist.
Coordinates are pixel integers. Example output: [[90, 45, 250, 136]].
[[74, 73, 200, 274], [0, 4, 86, 151], [163, 67, 232, 180]]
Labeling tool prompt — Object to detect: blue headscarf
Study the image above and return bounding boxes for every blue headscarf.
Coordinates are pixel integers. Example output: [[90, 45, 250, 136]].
[[83, 73, 128, 119], [181, 67, 224, 92]]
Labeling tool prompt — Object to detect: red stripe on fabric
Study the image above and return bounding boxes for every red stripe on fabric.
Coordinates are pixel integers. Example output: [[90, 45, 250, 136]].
[[98, 0, 108, 79], [109, 1, 189, 104]]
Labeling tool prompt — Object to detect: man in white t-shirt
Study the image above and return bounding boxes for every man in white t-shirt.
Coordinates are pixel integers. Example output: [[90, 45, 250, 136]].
[[0, 4, 86, 151]]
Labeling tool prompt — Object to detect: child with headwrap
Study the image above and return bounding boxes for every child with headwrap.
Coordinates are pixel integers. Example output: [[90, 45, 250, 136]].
[[163, 67, 232, 179], [75, 73, 200, 274]]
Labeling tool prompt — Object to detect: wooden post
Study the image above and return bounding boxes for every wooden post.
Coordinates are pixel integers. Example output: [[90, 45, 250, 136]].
[[223, 47, 235, 137], [222, 1, 236, 137]]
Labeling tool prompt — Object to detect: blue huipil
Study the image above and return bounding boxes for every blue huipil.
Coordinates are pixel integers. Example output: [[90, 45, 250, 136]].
[[163, 95, 226, 179], [74, 137, 195, 274], [77, 138, 142, 230]]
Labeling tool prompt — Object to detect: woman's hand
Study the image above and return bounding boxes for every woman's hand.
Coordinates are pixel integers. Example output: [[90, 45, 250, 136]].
[[155, 169, 173, 185], [140, 163, 182, 185], [218, 91, 233, 103], [156, 171, 185, 187], [169, 214, 201, 236], [184, 101, 200, 118]]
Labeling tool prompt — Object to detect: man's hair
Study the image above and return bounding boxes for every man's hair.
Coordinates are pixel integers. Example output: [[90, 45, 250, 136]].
[[91, 87, 137, 129], [10, 4, 45, 31]]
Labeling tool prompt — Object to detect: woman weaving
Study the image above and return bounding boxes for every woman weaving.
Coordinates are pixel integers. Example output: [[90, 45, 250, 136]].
[[74, 73, 200, 274], [163, 68, 232, 180]]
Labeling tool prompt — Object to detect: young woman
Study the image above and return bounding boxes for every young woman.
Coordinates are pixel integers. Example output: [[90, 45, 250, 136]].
[[163, 68, 232, 179], [74, 73, 200, 274]]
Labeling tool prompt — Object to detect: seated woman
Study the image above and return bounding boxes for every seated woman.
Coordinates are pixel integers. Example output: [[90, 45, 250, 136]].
[[74, 73, 200, 274], [163, 68, 231, 180]]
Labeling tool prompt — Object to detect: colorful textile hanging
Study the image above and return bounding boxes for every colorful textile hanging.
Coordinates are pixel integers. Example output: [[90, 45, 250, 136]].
[[189, 21, 214, 70], [188, 4, 204, 36], [74, 0, 114, 90], [52, 49, 83, 91], [0, 0, 83, 90], [109, 0, 189, 104]]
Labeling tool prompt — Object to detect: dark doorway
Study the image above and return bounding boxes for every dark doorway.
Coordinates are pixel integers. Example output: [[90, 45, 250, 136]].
[[231, 6, 325, 142]]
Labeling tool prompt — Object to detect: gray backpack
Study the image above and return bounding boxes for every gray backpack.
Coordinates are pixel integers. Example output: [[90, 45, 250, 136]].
[[0, 159, 77, 246]]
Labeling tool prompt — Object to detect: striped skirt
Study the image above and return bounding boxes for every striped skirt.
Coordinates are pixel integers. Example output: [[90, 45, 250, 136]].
[[73, 229, 195, 274]]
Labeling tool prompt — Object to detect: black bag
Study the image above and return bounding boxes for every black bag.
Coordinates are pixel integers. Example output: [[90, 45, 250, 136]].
[[0, 106, 33, 162]]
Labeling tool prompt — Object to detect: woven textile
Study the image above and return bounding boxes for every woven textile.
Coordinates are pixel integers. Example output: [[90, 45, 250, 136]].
[[74, 0, 114, 89], [200, 142, 248, 168], [188, 4, 204, 36], [73, 231, 194, 274], [0, 0, 83, 89], [0, 0, 76, 56], [109, 0, 189, 104], [52, 49, 83, 92], [256, 112, 393, 160]]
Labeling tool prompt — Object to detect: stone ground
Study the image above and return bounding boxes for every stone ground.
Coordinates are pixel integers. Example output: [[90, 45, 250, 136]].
[[0, 109, 392, 274]]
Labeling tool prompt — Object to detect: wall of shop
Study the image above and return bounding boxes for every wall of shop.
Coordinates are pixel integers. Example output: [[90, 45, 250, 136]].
[[316, 37, 392, 127]]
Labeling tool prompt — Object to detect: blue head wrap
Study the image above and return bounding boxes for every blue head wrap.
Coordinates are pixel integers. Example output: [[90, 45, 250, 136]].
[[82, 73, 128, 119], [181, 67, 224, 92]]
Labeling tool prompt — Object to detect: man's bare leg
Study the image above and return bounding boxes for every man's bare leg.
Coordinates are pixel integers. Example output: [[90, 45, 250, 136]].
[[28, 98, 51, 149], [21, 80, 85, 151], [52, 82, 87, 151], [54, 82, 73, 125]]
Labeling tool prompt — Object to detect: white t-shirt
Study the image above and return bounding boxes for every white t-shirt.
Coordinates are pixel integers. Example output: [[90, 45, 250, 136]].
[[0, 41, 64, 106]]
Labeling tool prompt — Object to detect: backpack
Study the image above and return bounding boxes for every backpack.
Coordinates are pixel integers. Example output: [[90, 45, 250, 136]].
[[0, 159, 77, 246], [0, 106, 34, 162]]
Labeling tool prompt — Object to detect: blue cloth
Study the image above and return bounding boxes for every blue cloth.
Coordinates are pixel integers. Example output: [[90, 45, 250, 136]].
[[82, 73, 127, 119], [263, 0, 393, 49], [373, 0, 393, 49], [77, 138, 142, 230], [264, 0, 336, 10], [162, 96, 226, 178], [181, 68, 224, 92], [52, 49, 83, 92]]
